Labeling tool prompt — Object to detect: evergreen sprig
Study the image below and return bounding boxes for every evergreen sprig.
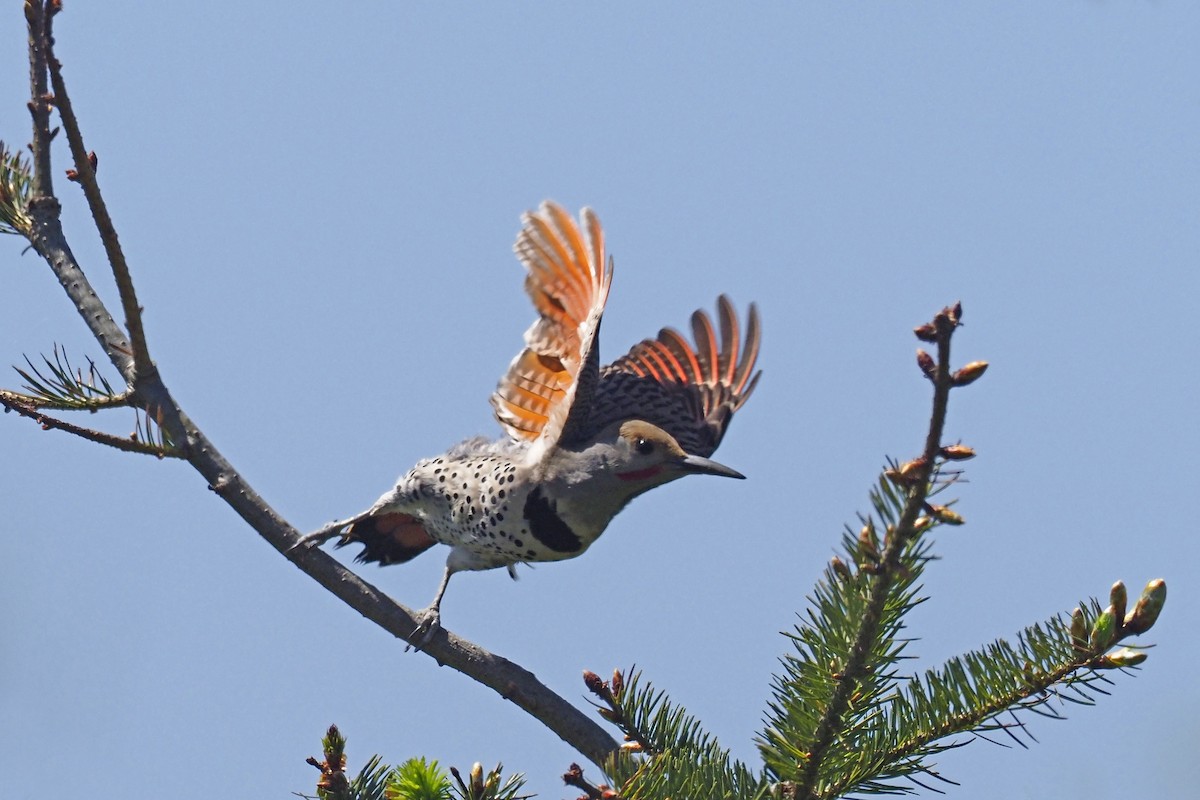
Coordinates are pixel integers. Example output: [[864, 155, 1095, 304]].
[[0, 139, 32, 237], [2, 344, 178, 456], [758, 470, 943, 796], [302, 731, 527, 800], [351, 755, 397, 800], [13, 344, 127, 410], [583, 668, 769, 800], [304, 724, 352, 800], [446, 762, 529, 800], [385, 757, 451, 800]]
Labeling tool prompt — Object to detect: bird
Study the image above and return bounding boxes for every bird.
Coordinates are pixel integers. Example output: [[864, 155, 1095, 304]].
[[301, 201, 761, 644]]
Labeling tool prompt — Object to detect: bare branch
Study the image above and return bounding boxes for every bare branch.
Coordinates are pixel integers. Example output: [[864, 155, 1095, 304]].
[[191, 419, 620, 766], [24, 0, 55, 198], [22, 191, 137, 379], [23, 4, 134, 381], [41, 10, 153, 376]]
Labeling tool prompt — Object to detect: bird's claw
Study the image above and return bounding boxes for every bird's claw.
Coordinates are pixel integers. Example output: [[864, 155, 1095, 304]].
[[404, 607, 442, 652], [290, 521, 348, 553]]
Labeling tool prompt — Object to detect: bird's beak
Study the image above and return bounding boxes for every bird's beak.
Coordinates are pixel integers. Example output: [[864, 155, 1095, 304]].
[[678, 453, 746, 479]]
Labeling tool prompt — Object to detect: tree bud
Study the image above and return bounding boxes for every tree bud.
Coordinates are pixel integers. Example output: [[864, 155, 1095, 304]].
[[858, 524, 880, 560], [916, 349, 937, 380], [611, 669, 624, 698], [951, 361, 989, 386], [830, 556, 853, 582], [1124, 579, 1167, 634], [470, 762, 484, 792], [1109, 582, 1127, 631], [1096, 647, 1148, 669], [583, 670, 604, 694], [1090, 606, 1117, 651], [939, 444, 976, 460], [890, 457, 927, 484], [927, 504, 964, 525]]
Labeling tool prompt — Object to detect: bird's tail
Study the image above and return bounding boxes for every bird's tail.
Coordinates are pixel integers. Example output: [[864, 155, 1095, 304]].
[[339, 513, 437, 566]]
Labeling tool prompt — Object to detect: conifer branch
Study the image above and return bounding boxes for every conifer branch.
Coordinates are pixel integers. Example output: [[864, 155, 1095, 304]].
[[0, 385, 131, 412], [814, 580, 1166, 799], [583, 668, 770, 800], [788, 304, 967, 799]]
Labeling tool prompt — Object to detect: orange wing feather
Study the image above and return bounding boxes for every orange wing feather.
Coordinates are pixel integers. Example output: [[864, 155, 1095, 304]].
[[491, 202, 613, 452]]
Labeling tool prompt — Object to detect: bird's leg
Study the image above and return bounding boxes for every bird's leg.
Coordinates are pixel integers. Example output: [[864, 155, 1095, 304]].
[[406, 565, 454, 652], [291, 511, 371, 552]]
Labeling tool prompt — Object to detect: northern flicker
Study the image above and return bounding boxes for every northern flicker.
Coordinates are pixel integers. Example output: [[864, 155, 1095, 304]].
[[301, 201, 761, 643]]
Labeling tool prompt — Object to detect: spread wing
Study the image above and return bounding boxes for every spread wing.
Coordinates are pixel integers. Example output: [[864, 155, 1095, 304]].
[[585, 295, 761, 457], [490, 201, 613, 459]]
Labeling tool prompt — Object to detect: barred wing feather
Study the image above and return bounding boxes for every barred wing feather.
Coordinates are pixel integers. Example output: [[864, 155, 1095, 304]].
[[490, 202, 613, 457], [589, 296, 761, 457]]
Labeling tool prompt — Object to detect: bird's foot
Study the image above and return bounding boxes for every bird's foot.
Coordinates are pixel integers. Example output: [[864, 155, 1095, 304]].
[[291, 520, 349, 553], [404, 606, 442, 652]]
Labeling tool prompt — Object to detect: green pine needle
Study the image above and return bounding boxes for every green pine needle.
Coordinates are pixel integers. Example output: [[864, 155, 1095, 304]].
[[386, 758, 452, 800], [0, 140, 32, 237], [13, 344, 123, 409], [351, 755, 395, 800], [602, 670, 769, 800]]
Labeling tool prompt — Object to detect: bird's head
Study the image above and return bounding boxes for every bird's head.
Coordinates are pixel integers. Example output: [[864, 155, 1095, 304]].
[[540, 419, 745, 533], [605, 419, 744, 486]]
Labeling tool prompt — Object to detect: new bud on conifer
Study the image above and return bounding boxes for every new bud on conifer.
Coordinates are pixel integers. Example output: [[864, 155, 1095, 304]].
[[952, 361, 989, 386], [1124, 579, 1167, 634]]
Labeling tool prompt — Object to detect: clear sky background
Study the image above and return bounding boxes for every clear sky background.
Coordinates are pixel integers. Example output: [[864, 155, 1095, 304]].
[[2, 4, 1196, 799]]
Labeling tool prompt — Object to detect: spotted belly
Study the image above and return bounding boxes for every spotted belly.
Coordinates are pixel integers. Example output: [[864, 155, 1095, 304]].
[[413, 455, 590, 569], [427, 486, 588, 570]]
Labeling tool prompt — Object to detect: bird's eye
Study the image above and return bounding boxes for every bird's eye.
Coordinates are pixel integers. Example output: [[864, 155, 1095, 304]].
[[635, 437, 654, 455]]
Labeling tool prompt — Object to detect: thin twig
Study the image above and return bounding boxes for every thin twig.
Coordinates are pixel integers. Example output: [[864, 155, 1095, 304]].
[[24, 0, 54, 198], [41, 10, 152, 376], [562, 763, 607, 800], [18, 1, 621, 770], [0, 385, 132, 411], [23, 6, 133, 381], [1, 392, 180, 458]]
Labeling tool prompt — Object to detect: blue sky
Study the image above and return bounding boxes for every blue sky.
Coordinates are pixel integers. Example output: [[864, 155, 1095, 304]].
[[2, 3, 1196, 798]]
